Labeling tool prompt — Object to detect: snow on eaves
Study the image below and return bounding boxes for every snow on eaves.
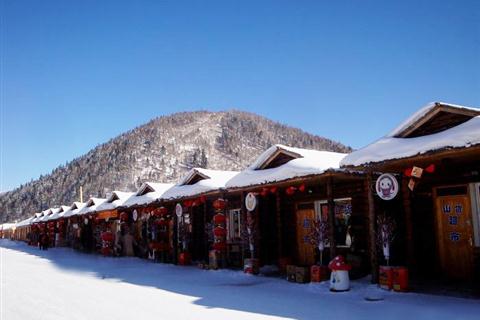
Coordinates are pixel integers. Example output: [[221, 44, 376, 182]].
[[62, 202, 86, 218], [226, 145, 347, 189], [161, 168, 239, 200], [122, 183, 174, 207], [341, 115, 480, 167], [96, 191, 135, 212], [387, 102, 480, 138], [77, 198, 107, 216]]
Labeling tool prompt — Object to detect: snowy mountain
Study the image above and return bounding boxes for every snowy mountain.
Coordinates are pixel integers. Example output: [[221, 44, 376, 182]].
[[0, 110, 351, 222]]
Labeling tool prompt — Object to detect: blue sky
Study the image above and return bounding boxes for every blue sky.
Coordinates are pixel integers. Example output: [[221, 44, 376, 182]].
[[1, 0, 479, 192]]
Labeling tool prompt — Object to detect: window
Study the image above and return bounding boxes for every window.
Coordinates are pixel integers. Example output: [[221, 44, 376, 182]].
[[227, 209, 242, 241], [314, 198, 352, 247]]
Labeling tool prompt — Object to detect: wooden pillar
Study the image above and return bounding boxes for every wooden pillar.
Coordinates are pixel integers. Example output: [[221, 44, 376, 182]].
[[203, 198, 209, 262], [402, 177, 415, 274], [275, 191, 283, 260], [327, 176, 337, 258], [366, 173, 379, 283], [173, 205, 178, 265]]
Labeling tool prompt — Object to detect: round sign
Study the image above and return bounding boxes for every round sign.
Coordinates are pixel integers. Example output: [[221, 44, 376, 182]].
[[175, 203, 183, 218], [132, 209, 138, 222], [245, 192, 257, 212], [375, 173, 399, 200]]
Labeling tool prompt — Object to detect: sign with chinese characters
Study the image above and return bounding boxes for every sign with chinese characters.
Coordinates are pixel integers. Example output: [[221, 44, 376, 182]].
[[448, 216, 458, 225], [411, 166, 424, 178], [449, 232, 461, 242], [375, 173, 399, 200], [443, 204, 451, 214], [132, 209, 138, 222], [455, 204, 463, 214]]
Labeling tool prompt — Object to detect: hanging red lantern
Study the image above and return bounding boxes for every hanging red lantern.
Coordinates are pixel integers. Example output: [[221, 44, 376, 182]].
[[260, 188, 269, 197], [120, 212, 129, 222], [213, 242, 227, 251], [213, 226, 227, 237], [270, 186, 278, 194], [200, 196, 207, 203], [213, 199, 226, 210], [298, 184, 306, 193], [425, 164, 435, 173], [153, 207, 168, 217], [213, 213, 226, 224], [286, 186, 296, 196]]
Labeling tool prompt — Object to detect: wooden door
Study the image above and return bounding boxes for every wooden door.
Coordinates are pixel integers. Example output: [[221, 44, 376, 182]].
[[296, 209, 315, 266], [434, 192, 474, 279]]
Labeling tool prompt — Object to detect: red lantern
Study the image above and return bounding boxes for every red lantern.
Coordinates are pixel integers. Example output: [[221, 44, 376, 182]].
[[260, 188, 269, 197], [425, 164, 435, 173], [213, 227, 227, 237], [183, 200, 193, 208], [286, 186, 296, 196], [120, 212, 129, 221], [270, 186, 278, 194], [200, 196, 207, 203], [298, 184, 306, 193], [213, 214, 226, 224], [213, 199, 226, 210], [213, 242, 227, 251], [154, 207, 168, 217]]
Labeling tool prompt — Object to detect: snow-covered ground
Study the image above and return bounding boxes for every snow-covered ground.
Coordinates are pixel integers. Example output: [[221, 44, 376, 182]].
[[1, 240, 479, 320]]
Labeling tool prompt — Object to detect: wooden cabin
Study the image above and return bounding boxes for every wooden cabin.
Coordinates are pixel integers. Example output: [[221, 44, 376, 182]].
[[341, 102, 480, 286], [224, 145, 372, 277]]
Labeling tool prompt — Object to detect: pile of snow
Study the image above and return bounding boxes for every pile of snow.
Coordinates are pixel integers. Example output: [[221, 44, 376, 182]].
[[226, 145, 347, 188], [162, 168, 238, 200], [1, 239, 479, 320]]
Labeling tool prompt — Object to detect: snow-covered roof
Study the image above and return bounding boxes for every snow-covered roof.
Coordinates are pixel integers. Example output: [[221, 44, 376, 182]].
[[226, 145, 347, 189], [1, 223, 15, 231], [40, 208, 60, 222], [96, 191, 135, 212], [47, 205, 71, 221], [122, 182, 174, 207], [162, 168, 239, 200], [77, 198, 107, 215], [388, 102, 480, 138], [16, 216, 35, 228], [341, 102, 480, 167], [63, 202, 86, 218]]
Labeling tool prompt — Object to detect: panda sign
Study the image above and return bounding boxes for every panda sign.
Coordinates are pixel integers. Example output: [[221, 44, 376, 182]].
[[375, 173, 399, 200]]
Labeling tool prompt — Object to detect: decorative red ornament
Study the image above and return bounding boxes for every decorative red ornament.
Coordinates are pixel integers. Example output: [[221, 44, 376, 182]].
[[270, 186, 278, 194], [183, 200, 192, 208], [213, 242, 227, 251], [261, 188, 269, 197], [404, 168, 413, 177], [213, 226, 227, 237], [286, 186, 296, 196], [425, 164, 435, 173], [298, 184, 306, 193], [200, 196, 207, 204], [120, 212, 129, 221], [213, 199, 226, 210], [213, 213, 226, 224]]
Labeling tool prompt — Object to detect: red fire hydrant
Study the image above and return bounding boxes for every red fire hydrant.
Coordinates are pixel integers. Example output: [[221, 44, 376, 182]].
[[328, 255, 351, 292]]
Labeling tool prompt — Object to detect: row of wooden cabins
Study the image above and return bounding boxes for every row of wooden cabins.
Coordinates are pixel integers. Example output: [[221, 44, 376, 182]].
[[2, 102, 479, 289]]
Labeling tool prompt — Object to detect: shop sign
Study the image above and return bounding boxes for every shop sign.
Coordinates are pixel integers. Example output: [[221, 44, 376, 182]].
[[245, 192, 257, 212], [376, 173, 399, 200], [132, 209, 138, 222]]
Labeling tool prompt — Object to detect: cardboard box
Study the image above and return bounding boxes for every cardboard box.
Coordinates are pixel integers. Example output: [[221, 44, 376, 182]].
[[286, 265, 297, 282], [295, 266, 310, 283]]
